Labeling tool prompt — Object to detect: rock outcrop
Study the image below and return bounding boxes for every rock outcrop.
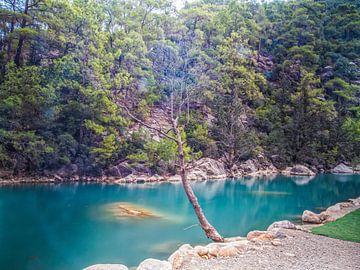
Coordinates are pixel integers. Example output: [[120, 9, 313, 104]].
[[232, 156, 279, 177], [83, 264, 128, 270], [56, 163, 79, 179], [187, 158, 227, 180], [106, 162, 133, 178], [282, 164, 315, 176], [289, 165, 315, 176], [331, 163, 353, 174]]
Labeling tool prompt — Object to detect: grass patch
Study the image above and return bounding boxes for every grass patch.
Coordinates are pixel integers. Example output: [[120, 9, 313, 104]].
[[311, 209, 360, 243]]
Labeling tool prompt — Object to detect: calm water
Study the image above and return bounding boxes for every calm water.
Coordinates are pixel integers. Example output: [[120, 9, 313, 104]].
[[0, 174, 360, 270]]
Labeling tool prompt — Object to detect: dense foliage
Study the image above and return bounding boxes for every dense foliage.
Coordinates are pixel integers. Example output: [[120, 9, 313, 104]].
[[0, 0, 359, 176]]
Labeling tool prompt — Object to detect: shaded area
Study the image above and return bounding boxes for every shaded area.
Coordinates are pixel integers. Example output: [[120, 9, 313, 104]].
[[312, 209, 360, 243]]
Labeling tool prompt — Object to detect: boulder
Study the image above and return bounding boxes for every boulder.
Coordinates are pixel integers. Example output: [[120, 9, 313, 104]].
[[218, 245, 240, 257], [247, 230, 274, 241], [132, 163, 152, 175], [290, 165, 315, 176], [0, 170, 12, 179], [83, 264, 128, 270], [137, 259, 171, 270], [302, 210, 321, 224], [57, 164, 79, 178], [168, 244, 197, 270], [238, 160, 258, 174], [326, 203, 341, 212], [189, 158, 226, 177], [187, 170, 207, 181], [207, 244, 221, 257], [349, 197, 360, 206], [331, 163, 353, 174], [106, 162, 132, 178], [194, 245, 208, 256], [267, 220, 297, 231]]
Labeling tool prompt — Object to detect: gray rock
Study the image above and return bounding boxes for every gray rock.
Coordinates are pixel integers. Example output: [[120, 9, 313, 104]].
[[106, 162, 132, 177], [57, 164, 79, 178], [331, 163, 353, 174], [267, 220, 297, 231], [290, 165, 315, 176], [191, 158, 226, 176], [238, 160, 258, 174], [83, 264, 128, 270], [137, 258, 172, 270]]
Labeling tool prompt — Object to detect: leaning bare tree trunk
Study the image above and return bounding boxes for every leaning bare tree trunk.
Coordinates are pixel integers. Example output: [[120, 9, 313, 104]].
[[173, 121, 224, 242], [118, 103, 224, 242]]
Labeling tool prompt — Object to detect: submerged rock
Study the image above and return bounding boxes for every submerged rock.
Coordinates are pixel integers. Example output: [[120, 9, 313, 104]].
[[83, 264, 128, 270], [331, 163, 353, 174], [137, 258, 172, 270], [104, 202, 160, 219]]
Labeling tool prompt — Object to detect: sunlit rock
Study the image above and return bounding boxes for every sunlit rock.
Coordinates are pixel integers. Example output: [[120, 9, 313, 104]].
[[83, 264, 128, 270], [331, 163, 353, 174], [289, 165, 315, 176], [104, 202, 160, 219], [302, 210, 321, 224], [137, 258, 171, 270], [267, 220, 297, 231]]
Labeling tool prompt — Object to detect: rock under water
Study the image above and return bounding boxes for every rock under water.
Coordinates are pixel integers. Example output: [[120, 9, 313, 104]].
[[103, 202, 161, 219]]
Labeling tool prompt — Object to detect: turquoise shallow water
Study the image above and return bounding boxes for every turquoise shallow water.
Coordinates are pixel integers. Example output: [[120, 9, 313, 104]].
[[0, 174, 360, 270]]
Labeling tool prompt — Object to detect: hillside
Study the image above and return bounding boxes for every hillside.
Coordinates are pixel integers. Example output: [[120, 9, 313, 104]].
[[0, 0, 359, 178]]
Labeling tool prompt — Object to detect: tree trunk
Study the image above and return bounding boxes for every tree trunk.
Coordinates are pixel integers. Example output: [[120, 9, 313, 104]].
[[173, 121, 224, 242], [14, 0, 29, 66]]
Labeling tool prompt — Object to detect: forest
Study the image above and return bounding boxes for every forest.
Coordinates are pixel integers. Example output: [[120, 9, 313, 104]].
[[0, 0, 359, 177]]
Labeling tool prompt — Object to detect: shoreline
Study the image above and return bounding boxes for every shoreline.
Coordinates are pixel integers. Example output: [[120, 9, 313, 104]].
[[84, 196, 360, 270], [1, 159, 358, 186], [0, 171, 359, 187]]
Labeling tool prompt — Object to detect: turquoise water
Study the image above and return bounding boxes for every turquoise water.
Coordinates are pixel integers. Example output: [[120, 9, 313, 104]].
[[0, 174, 359, 270]]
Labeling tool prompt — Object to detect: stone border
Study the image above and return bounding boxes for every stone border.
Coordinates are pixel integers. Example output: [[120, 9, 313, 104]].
[[83, 196, 360, 270]]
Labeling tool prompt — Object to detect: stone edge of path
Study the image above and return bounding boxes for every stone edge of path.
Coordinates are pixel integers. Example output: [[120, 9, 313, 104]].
[[83, 196, 360, 270]]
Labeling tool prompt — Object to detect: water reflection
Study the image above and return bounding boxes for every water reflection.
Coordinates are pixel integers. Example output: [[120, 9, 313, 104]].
[[0, 174, 359, 270]]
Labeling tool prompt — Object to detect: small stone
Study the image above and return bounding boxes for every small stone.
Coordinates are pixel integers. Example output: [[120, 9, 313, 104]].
[[284, 253, 296, 257], [271, 240, 282, 246]]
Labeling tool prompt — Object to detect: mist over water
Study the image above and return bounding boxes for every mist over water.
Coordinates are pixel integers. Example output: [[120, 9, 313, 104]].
[[0, 174, 359, 270]]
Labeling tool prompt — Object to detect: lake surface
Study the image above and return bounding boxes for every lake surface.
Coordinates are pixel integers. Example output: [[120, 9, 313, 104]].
[[0, 174, 359, 270]]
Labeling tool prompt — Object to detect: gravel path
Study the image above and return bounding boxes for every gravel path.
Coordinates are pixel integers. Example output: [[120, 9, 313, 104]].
[[180, 229, 360, 270]]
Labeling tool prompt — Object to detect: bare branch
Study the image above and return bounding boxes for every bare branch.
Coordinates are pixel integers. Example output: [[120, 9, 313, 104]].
[[117, 102, 177, 142]]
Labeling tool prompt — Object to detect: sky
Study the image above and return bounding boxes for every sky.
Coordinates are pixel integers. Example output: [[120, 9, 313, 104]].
[[173, 0, 193, 10]]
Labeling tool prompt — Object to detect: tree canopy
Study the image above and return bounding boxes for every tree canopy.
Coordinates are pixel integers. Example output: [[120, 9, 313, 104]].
[[0, 0, 359, 176]]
